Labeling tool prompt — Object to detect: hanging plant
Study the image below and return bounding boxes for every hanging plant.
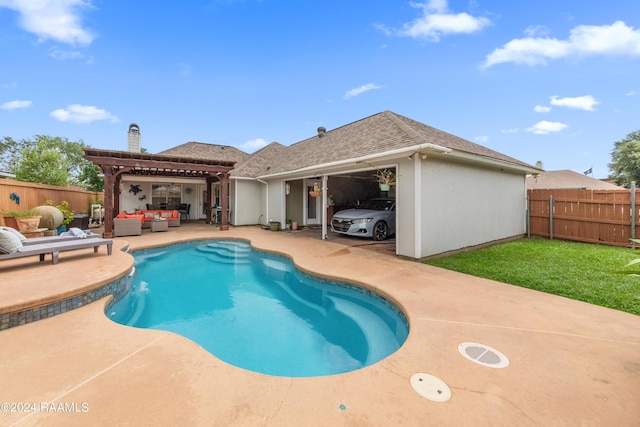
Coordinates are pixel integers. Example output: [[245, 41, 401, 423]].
[[309, 183, 321, 197]]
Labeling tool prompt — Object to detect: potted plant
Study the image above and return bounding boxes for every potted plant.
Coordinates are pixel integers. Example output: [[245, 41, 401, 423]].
[[2, 210, 42, 232], [309, 183, 321, 198], [356, 161, 396, 191], [44, 200, 74, 233], [375, 168, 396, 191]]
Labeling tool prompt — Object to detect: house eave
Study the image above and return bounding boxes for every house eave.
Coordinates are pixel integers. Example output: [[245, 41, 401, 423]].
[[256, 142, 452, 180]]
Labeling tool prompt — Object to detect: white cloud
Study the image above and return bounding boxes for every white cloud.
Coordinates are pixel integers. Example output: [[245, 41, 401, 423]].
[[474, 135, 489, 143], [50, 104, 118, 123], [501, 128, 519, 134], [344, 83, 382, 100], [239, 138, 268, 153], [627, 90, 639, 96], [388, 0, 491, 41], [526, 121, 567, 135], [524, 25, 550, 38], [534, 105, 551, 113], [0, 0, 96, 46], [550, 95, 599, 111], [49, 48, 84, 60], [484, 21, 640, 67], [0, 99, 31, 110]]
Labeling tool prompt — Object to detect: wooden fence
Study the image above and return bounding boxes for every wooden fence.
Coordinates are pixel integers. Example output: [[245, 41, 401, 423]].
[[527, 188, 640, 247], [0, 179, 103, 226]]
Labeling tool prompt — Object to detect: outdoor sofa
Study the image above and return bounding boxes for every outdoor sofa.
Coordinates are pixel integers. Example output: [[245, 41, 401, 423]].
[[139, 210, 180, 227], [113, 215, 143, 237]]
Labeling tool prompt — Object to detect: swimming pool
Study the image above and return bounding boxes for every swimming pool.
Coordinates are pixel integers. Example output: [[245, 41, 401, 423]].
[[107, 240, 409, 377]]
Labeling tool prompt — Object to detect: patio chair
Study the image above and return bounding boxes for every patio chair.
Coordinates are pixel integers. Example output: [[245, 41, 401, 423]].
[[0, 237, 113, 265], [177, 204, 190, 221]]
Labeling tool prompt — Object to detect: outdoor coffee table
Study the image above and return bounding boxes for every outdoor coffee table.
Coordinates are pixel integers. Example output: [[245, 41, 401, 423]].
[[150, 219, 168, 232]]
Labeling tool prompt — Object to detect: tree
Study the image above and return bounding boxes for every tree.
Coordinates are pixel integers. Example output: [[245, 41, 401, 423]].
[[608, 130, 640, 187], [1, 135, 103, 191]]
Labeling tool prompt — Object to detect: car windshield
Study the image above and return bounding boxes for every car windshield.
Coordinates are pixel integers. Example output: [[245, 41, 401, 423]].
[[357, 199, 394, 211]]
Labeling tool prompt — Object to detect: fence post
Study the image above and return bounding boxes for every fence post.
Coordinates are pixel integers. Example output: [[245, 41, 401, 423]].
[[549, 195, 553, 240], [632, 182, 636, 249], [526, 195, 530, 238]]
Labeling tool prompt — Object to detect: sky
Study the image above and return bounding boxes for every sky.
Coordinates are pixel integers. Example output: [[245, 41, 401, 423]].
[[1, 1, 639, 179]]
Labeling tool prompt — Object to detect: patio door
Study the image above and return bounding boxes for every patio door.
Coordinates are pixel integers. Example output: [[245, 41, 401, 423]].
[[196, 183, 222, 221], [197, 185, 208, 220], [305, 179, 322, 225]]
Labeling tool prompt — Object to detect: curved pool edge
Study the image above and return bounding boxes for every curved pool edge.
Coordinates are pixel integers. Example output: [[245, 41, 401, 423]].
[[113, 238, 410, 377], [0, 239, 134, 330]]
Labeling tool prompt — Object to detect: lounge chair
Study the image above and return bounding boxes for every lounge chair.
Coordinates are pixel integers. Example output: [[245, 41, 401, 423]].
[[0, 238, 113, 265]]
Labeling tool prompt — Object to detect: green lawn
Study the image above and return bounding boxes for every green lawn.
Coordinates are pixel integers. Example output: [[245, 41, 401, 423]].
[[424, 238, 640, 316]]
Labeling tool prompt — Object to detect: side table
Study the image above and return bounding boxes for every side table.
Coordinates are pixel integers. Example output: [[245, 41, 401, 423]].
[[150, 220, 169, 232]]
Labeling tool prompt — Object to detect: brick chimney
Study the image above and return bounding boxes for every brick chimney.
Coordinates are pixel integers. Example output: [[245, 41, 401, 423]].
[[128, 123, 141, 153]]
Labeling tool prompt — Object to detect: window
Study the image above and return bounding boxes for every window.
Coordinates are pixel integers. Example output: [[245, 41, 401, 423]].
[[152, 183, 182, 207]]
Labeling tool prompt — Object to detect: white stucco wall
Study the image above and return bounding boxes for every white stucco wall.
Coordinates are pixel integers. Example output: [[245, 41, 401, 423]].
[[395, 158, 417, 259], [266, 179, 285, 225], [419, 157, 526, 257], [233, 179, 266, 225]]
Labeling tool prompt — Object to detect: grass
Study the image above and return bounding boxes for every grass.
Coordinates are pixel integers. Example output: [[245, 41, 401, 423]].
[[424, 238, 640, 316]]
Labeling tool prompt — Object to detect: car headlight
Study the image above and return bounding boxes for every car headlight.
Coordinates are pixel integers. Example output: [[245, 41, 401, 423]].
[[351, 218, 373, 224]]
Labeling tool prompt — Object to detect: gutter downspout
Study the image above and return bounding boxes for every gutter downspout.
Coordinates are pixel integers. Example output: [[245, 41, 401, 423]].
[[322, 175, 328, 240], [257, 178, 268, 226]]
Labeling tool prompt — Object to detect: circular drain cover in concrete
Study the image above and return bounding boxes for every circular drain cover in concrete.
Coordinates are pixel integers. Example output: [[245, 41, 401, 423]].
[[458, 342, 509, 368], [410, 373, 451, 402]]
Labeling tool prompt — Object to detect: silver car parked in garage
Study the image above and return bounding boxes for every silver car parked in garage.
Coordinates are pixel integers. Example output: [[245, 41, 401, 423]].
[[330, 198, 395, 241]]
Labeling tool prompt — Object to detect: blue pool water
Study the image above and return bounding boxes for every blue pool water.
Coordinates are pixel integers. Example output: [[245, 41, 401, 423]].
[[107, 240, 409, 377]]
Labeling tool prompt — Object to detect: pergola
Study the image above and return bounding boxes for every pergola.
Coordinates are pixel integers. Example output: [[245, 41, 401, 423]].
[[83, 148, 236, 238]]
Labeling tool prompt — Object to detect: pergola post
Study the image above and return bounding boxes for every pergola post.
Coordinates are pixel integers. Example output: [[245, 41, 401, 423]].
[[114, 174, 122, 214], [206, 177, 215, 224], [101, 166, 116, 238], [219, 172, 230, 231]]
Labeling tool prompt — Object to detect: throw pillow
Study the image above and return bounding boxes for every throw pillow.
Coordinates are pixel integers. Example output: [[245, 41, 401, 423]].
[[0, 229, 24, 253], [161, 212, 172, 218], [0, 226, 27, 242]]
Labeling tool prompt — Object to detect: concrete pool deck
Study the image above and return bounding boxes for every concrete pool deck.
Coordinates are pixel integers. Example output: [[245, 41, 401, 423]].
[[1, 223, 639, 426]]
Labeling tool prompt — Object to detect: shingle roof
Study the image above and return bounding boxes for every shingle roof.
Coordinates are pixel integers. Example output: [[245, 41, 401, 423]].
[[157, 141, 249, 164], [257, 110, 534, 176], [156, 112, 536, 179], [526, 170, 622, 190], [231, 142, 288, 178]]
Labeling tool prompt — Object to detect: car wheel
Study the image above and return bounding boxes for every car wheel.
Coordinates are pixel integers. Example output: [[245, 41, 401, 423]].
[[373, 221, 388, 241]]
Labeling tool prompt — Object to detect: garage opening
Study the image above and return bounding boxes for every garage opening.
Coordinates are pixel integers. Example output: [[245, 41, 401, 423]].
[[326, 169, 397, 254]]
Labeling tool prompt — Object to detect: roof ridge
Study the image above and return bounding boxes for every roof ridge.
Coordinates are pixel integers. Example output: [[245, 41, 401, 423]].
[[383, 111, 425, 145]]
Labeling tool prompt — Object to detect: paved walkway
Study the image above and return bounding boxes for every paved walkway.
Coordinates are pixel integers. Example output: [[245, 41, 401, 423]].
[[1, 223, 639, 426]]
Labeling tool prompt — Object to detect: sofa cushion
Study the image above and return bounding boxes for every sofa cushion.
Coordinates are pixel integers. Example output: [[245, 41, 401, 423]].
[[161, 212, 172, 218]]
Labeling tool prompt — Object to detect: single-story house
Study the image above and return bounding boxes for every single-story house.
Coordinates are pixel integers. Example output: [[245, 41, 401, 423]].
[[90, 111, 540, 259], [526, 170, 622, 190]]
